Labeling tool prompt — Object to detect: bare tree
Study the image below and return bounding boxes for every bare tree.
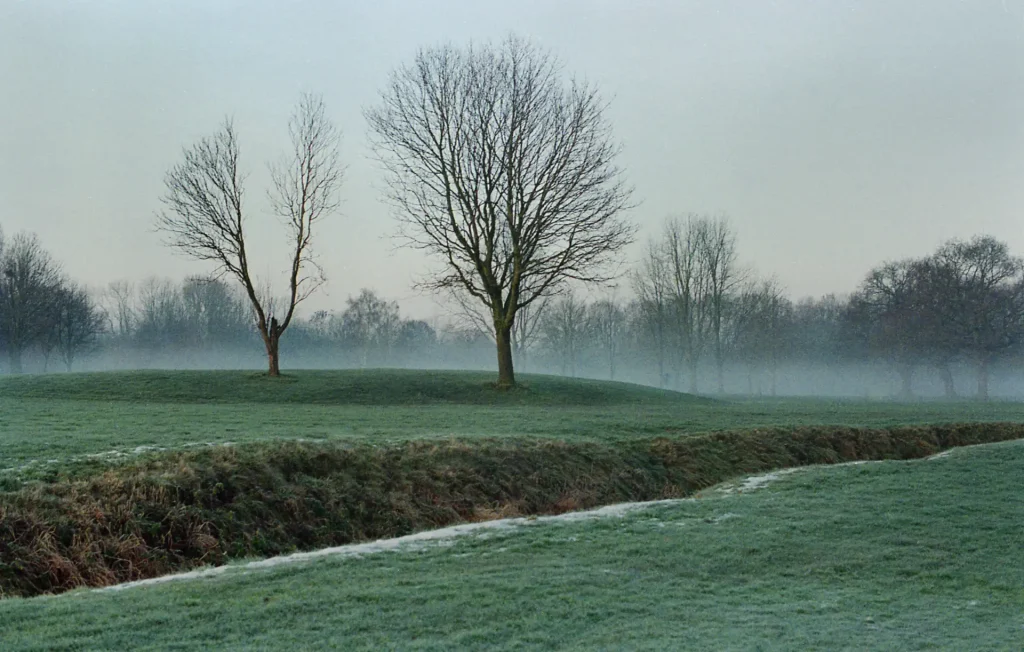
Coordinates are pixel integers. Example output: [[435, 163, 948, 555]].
[[156, 93, 342, 376], [933, 236, 1024, 400], [134, 277, 188, 353], [698, 215, 744, 394], [588, 298, 627, 380], [631, 241, 672, 387], [663, 215, 710, 393], [366, 36, 634, 387], [53, 283, 106, 372], [104, 280, 137, 339], [511, 296, 549, 371], [180, 276, 252, 350], [848, 259, 930, 398], [0, 232, 63, 373], [539, 292, 590, 377], [730, 277, 790, 396], [340, 289, 402, 367]]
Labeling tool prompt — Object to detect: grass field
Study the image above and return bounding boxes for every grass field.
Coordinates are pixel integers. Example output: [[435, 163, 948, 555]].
[[2, 437, 1021, 650], [1, 369, 1023, 649], [4, 370, 1024, 476]]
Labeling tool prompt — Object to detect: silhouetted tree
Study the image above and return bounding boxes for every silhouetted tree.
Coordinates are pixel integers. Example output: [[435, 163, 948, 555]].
[[134, 278, 188, 353], [157, 93, 343, 376], [367, 36, 634, 387], [340, 289, 401, 367], [588, 298, 627, 380], [104, 280, 137, 340], [180, 276, 252, 350], [698, 216, 744, 393], [933, 236, 1024, 400], [0, 233, 62, 373], [52, 283, 105, 371], [849, 259, 933, 398], [632, 241, 672, 387], [729, 277, 790, 396], [539, 292, 589, 377]]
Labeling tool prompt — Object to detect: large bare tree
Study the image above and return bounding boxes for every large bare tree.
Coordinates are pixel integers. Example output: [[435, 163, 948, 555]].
[[156, 93, 342, 376], [366, 36, 634, 387]]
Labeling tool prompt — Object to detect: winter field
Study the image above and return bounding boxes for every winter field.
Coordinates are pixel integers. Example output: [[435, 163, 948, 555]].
[[0, 370, 1022, 650], [3, 370, 1024, 481]]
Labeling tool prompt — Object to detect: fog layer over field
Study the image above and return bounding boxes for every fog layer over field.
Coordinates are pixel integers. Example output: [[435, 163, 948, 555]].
[[1, 2, 1021, 399]]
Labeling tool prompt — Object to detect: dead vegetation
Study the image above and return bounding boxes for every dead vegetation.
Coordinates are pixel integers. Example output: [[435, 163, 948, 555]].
[[1, 422, 1021, 598]]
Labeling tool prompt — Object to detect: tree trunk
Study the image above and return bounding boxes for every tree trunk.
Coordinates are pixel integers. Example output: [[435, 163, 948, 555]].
[[938, 363, 956, 399], [977, 359, 990, 401], [495, 325, 515, 388], [266, 333, 281, 377], [716, 356, 725, 395]]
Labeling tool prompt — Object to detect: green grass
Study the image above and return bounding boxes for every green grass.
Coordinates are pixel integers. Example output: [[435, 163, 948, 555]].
[[0, 369, 703, 406], [3, 370, 1024, 476], [6, 422, 1016, 598], [2, 438, 1020, 650]]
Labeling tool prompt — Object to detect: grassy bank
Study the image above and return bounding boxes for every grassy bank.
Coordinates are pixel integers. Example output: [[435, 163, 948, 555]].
[[5, 371, 1024, 475], [2, 438, 1021, 650], [0, 369, 706, 406], [2, 422, 1022, 599]]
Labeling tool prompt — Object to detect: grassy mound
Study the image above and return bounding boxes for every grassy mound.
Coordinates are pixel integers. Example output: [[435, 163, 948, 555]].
[[1, 422, 1021, 598], [6, 438, 1020, 650], [0, 370, 705, 406]]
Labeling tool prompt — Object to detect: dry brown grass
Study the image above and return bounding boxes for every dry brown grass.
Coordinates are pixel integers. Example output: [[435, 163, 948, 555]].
[[1, 422, 1020, 598]]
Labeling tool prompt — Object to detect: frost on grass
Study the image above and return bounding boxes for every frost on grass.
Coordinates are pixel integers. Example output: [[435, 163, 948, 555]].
[[93, 490, 770, 595], [712, 468, 802, 495], [95, 499, 695, 594], [87, 449, 983, 595]]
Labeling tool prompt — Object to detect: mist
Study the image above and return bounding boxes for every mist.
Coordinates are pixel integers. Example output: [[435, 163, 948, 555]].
[[1, 1, 1022, 399]]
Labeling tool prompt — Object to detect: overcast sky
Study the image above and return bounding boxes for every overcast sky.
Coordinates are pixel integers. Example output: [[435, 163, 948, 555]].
[[1, 0, 1022, 319]]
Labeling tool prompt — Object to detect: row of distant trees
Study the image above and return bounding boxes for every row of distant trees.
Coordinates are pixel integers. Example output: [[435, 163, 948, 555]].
[[2, 220, 1022, 400], [452, 221, 1024, 402]]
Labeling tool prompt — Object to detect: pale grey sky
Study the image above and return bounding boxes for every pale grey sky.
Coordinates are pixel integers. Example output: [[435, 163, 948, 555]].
[[1, 0, 1022, 319]]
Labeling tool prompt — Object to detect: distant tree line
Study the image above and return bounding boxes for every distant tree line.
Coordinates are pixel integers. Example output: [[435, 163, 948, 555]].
[[2, 219, 1022, 400]]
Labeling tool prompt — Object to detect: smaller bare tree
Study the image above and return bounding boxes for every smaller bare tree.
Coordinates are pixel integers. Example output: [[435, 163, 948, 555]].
[[157, 93, 342, 376], [588, 298, 627, 380], [539, 292, 590, 377], [631, 241, 672, 387], [104, 280, 137, 339], [340, 289, 402, 367], [53, 283, 106, 372], [698, 215, 744, 394]]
